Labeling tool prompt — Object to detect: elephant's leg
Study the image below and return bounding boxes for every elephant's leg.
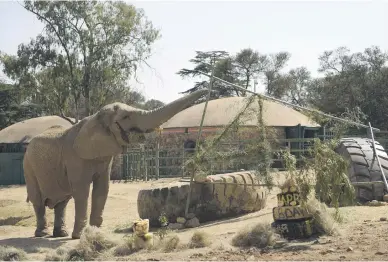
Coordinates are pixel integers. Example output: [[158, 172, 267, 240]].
[[89, 172, 110, 227], [33, 203, 49, 237], [72, 186, 91, 239], [24, 160, 49, 237], [53, 198, 70, 237]]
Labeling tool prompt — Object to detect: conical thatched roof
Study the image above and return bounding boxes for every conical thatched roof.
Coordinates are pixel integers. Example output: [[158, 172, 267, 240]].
[[161, 96, 320, 129], [0, 116, 75, 143]]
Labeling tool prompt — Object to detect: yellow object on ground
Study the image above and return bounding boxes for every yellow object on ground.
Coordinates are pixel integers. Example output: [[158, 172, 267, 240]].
[[133, 233, 153, 249], [132, 219, 149, 236]]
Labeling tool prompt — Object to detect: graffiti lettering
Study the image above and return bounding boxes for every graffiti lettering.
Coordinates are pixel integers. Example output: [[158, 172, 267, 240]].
[[277, 192, 300, 206], [273, 206, 312, 221], [272, 219, 314, 239]]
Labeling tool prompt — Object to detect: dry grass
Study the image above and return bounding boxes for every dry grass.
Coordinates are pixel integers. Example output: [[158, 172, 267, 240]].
[[45, 226, 119, 261], [0, 245, 27, 261], [162, 234, 181, 252], [113, 241, 135, 257], [188, 231, 211, 249], [44, 247, 68, 261], [305, 197, 339, 236], [231, 223, 281, 248], [279, 177, 298, 190]]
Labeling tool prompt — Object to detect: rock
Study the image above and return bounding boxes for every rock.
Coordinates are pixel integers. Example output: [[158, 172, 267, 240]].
[[167, 223, 184, 230], [186, 213, 196, 219], [367, 200, 387, 206], [185, 217, 200, 228], [376, 251, 386, 255], [383, 194, 388, 202], [340, 255, 346, 259], [347, 246, 353, 252], [327, 248, 335, 253], [273, 240, 288, 248], [176, 217, 186, 224], [260, 247, 270, 254], [246, 255, 255, 261], [380, 217, 387, 221]]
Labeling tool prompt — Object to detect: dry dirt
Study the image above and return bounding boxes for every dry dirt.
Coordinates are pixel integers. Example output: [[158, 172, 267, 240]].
[[1, 171, 388, 261]]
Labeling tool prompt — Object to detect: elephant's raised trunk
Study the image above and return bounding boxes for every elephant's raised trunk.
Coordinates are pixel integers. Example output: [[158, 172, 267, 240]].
[[140, 89, 208, 130]]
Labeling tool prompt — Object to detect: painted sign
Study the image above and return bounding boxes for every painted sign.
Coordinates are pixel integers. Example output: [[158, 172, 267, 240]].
[[272, 218, 314, 239], [273, 206, 312, 221], [277, 191, 300, 207]]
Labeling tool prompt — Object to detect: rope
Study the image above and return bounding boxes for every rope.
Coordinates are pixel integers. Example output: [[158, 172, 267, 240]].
[[194, 69, 380, 132]]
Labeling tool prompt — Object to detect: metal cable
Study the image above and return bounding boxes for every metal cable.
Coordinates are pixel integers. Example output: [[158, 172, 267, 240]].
[[194, 70, 380, 132]]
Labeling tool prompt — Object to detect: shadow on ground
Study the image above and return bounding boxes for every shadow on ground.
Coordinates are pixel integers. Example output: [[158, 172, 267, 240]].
[[0, 237, 70, 253], [276, 243, 313, 253], [176, 210, 273, 233], [0, 216, 33, 226]]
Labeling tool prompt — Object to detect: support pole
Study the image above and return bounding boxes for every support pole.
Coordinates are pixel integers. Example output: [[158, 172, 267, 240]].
[[368, 122, 388, 192], [184, 67, 215, 218]]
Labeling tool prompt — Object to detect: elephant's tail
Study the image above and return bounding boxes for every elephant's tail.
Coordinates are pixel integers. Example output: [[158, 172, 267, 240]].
[[26, 196, 29, 203]]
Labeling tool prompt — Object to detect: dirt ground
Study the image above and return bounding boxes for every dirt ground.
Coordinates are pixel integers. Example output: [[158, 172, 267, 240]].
[[1, 171, 388, 261]]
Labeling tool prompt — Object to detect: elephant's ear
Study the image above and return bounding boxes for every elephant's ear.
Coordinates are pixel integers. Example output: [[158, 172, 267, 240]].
[[73, 114, 122, 160]]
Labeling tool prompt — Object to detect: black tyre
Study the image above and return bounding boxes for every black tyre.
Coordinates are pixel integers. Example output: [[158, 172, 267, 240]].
[[137, 171, 269, 227], [271, 218, 316, 240], [334, 137, 388, 202]]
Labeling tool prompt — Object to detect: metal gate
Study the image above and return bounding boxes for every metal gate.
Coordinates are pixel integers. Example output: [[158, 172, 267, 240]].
[[0, 153, 25, 185]]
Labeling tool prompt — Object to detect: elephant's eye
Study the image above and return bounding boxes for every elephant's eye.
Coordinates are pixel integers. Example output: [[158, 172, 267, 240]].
[[123, 115, 130, 120]]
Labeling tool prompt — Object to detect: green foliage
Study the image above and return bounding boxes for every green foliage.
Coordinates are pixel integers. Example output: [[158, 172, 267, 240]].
[[183, 94, 275, 187], [278, 107, 362, 214], [307, 139, 355, 209], [178, 45, 388, 131], [177, 48, 295, 103], [278, 138, 355, 220], [1, 0, 160, 119], [252, 95, 274, 188], [158, 212, 168, 227], [177, 50, 236, 104], [0, 83, 44, 129]]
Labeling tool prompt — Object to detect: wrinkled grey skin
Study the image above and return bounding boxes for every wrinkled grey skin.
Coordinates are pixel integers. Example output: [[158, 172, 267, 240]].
[[23, 89, 207, 239]]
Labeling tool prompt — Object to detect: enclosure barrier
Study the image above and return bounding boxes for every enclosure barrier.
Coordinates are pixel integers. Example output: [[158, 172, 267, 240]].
[[181, 66, 386, 217]]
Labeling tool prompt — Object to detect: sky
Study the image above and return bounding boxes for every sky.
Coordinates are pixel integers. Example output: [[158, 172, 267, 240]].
[[0, 0, 387, 104]]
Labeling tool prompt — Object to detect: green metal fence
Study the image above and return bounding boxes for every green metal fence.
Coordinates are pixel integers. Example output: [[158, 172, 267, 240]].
[[3, 134, 388, 185], [0, 153, 25, 185], [117, 137, 324, 181]]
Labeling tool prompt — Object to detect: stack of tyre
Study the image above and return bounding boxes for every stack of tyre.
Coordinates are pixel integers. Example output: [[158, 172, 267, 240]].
[[137, 171, 269, 227]]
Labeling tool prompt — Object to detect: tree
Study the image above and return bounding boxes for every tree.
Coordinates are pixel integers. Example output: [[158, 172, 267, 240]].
[[143, 99, 165, 110], [279, 67, 311, 106], [1, 0, 160, 121], [262, 52, 291, 97], [234, 48, 268, 95], [0, 82, 44, 129], [308, 46, 388, 129], [177, 50, 237, 103], [178, 49, 292, 102]]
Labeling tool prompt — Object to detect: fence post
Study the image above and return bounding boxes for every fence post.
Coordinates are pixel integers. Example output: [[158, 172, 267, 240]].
[[182, 147, 185, 178], [141, 145, 147, 181], [156, 142, 160, 180]]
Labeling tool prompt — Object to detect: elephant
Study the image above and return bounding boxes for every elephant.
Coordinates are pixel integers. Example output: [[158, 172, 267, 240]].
[[23, 89, 208, 239]]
